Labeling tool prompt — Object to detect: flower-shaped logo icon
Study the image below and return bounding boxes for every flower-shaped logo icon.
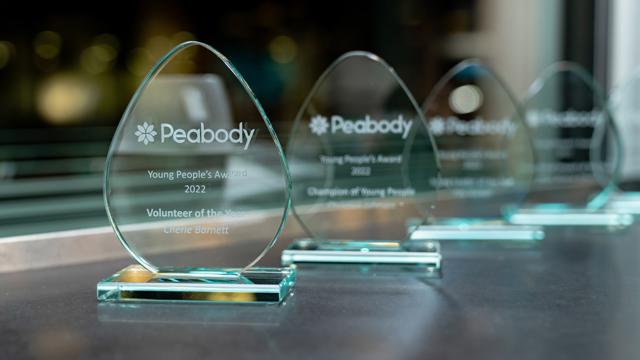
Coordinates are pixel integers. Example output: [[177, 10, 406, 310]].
[[135, 122, 157, 145], [309, 115, 329, 136]]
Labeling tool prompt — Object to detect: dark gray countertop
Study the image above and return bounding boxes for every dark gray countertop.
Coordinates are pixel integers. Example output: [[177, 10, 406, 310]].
[[1, 225, 639, 360]]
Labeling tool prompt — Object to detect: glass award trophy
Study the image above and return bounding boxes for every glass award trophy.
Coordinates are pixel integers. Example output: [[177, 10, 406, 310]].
[[411, 60, 544, 242], [97, 41, 295, 303], [606, 69, 640, 213], [280, 51, 441, 270], [509, 62, 632, 227]]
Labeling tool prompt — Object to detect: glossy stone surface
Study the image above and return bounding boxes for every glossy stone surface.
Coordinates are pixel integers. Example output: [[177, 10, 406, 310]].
[[1, 225, 638, 360]]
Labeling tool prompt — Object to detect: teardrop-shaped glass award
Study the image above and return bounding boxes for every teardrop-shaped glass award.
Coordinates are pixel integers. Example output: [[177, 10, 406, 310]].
[[281, 51, 441, 269], [411, 60, 544, 242], [510, 62, 631, 227], [605, 69, 640, 213], [97, 41, 295, 303]]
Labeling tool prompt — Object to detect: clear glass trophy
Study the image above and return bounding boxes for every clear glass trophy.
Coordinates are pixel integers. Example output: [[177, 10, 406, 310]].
[[97, 41, 296, 303], [280, 51, 441, 270], [509, 62, 632, 227], [411, 60, 544, 242], [606, 68, 640, 213]]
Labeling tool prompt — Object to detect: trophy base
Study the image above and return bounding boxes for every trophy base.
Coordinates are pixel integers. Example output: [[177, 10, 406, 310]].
[[607, 192, 640, 213], [509, 208, 634, 227], [280, 239, 441, 271], [409, 224, 545, 241], [97, 265, 296, 304]]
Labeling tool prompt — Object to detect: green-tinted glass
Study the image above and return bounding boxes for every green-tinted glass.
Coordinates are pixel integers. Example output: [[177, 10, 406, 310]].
[[423, 60, 535, 222], [103, 41, 291, 273], [523, 62, 621, 209], [287, 51, 439, 242]]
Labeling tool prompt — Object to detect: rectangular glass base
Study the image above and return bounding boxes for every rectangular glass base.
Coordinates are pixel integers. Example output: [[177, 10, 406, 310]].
[[97, 265, 296, 304], [409, 224, 545, 241], [97, 301, 286, 325], [509, 208, 634, 227], [280, 239, 441, 271], [607, 192, 640, 214]]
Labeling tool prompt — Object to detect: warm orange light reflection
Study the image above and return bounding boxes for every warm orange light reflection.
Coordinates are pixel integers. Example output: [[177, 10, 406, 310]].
[[37, 73, 98, 125]]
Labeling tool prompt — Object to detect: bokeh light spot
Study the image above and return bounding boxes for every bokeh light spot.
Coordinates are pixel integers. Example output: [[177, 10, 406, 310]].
[[34, 31, 62, 59], [37, 73, 98, 125], [449, 84, 483, 114], [268, 35, 298, 64]]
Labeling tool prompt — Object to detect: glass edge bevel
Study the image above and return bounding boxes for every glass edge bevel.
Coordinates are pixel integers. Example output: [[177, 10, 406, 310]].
[[524, 61, 623, 209], [102, 41, 292, 275], [423, 59, 537, 222], [285, 50, 441, 242]]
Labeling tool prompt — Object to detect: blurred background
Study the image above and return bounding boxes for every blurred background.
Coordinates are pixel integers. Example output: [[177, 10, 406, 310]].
[[0, 0, 634, 236]]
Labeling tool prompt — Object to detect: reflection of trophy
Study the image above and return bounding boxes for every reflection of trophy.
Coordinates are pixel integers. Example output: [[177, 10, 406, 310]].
[[281, 51, 441, 271], [411, 60, 545, 242], [97, 41, 295, 304], [509, 62, 633, 228]]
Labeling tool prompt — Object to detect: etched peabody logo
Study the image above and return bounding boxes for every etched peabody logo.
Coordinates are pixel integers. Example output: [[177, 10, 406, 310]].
[[309, 114, 413, 139], [135, 122, 256, 150], [309, 115, 330, 136], [428, 116, 517, 138], [135, 122, 157, 145], [525, 109, 601, 128]]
